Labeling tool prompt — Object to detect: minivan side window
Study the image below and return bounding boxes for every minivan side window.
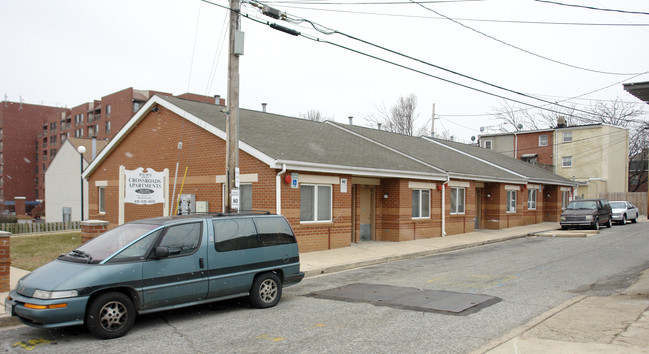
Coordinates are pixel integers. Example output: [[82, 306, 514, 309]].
[[213, 218, 258, 252], [158, 222, 202, 256], [109, 230, 161, 263], [254, 217, 296, 246]]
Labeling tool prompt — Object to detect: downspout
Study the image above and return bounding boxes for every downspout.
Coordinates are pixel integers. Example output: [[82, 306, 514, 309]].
[[442, 175, 450, 237], [514, 132, 518, 159], [276, 164, 287, 215]]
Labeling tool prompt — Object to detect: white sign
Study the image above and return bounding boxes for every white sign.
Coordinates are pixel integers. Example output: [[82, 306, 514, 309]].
[[124, 168, 165, 204], [291, 173, 299, 189], [231, 188, 240, 209], [341, 178, 348, 193], [235, 167, 240, 188]]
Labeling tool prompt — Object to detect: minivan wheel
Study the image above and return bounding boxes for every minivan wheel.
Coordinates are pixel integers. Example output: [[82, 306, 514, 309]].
[[250, 273, 282, 309], [593, 218, 600, 230], [619, 215, 626, 225], [86, 292, 136, 339], [606, 218, 612, 228]]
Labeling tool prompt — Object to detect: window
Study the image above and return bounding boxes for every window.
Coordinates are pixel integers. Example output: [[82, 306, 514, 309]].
[[98, 186, 106, 214], [527, 189, 537, 210], [213, 218, 258, 252], [106, 104, 111, 118], [562, 156, 572, 168], [133, 101, 142, 113], [450, 187, 465, 214], [300, 184, 332, 222], [506, 190, 517, 213], [240, 184, 252, 211], [484, 140, 492, 149], [255, 216, 296, 247], [110, 230, 161, 262], [412, 189, 430, 218], [105, 121, 111, 135], [538, 135, 548, 146], [158, 222, 202, 256], [50, 135, 57, 146], [563, 131, 572, 143]]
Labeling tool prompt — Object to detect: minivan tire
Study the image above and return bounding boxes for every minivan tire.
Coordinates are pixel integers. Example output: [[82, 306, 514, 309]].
[[593, 218, 600, 230], [250, 273, 282, 309], [606, 217, 612, 228], [86, 292, 136, 339]]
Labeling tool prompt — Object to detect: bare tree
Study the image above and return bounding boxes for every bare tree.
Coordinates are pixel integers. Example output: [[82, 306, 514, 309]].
[[367, 94, 420, 136], [299, 109, 329, 122]]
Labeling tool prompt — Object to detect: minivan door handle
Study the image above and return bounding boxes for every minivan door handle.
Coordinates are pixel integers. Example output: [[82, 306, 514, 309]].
[[199, 258, 205, 268]]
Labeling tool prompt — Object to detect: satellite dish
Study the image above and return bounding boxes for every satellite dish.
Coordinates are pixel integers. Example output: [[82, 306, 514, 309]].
[[517, 124, 523, 130], [471, 136, 476, 142], [480, 126, 485, 132]]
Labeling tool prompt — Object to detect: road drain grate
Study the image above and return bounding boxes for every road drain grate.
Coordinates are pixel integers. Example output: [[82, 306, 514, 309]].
[[307, 283, 500, 315]]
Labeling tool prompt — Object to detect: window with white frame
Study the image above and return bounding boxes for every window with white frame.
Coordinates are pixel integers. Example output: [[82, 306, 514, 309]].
[[527, 189, 537, 210], [506, 190, 517, 212], [412, 189, 430, 218], [98, 186, 106, 213], [450, 187, 465, 214], [538, 135, 548, 146], [484, 140, 493, 149], [300, 184, 332, 222], [562, 156, 572, 168], [563, 131, 572, 142]]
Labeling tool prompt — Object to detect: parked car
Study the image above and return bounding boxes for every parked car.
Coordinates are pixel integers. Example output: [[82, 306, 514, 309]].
[[609, 201, 639, 225], [560, 199, 612, 230], [5, 212, 304, 339]]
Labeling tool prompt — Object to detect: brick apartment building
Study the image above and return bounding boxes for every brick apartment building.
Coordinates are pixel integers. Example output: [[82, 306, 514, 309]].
[[479, 121, 629, 200], [0, 100, 68, 210], [2, 88, 222, 216]]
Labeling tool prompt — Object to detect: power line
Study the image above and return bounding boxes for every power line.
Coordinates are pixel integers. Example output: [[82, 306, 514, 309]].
[[265, 3, 649, 26], [247, 0, 611, 118], [265, 0, 483, 4], [407, 0, 647, 76], [534, 0, 649, 16]]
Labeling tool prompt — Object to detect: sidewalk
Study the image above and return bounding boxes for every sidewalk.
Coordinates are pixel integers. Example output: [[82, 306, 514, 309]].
[[1, 220, 648, 354]]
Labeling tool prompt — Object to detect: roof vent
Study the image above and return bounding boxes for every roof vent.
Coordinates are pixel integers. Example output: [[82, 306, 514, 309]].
[[348, 116, 353, 125], [262, 103, 267, 112], [557, 116, 567, 128]]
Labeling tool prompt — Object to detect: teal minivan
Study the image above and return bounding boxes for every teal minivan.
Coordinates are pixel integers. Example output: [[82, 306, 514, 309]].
[[5, 212, 304, 339]]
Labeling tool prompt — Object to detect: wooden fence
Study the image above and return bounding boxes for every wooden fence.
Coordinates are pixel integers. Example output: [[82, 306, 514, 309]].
[[0, 221, 81, 234], [600, 192, 648, 216]]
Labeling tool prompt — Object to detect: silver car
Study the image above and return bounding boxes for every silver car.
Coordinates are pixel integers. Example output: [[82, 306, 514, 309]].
[[610, 201, 639, 225]]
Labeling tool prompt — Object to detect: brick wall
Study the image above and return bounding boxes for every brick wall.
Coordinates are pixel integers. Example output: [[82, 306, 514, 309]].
[[80, 220, 110, 243], [0, 232, 10, 292]]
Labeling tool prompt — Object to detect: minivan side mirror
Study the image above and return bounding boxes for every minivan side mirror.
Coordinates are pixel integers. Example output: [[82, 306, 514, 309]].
[[154, 246, 170, 259]]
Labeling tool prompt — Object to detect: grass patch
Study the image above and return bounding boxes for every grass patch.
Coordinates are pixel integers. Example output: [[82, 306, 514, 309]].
[[10, 232, 83, 271]]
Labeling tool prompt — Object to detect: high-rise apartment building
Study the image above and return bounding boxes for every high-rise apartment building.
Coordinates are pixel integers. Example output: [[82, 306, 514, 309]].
[[2, 88, 221, 215]]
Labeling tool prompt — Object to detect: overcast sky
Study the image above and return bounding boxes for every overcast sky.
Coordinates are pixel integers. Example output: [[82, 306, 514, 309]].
[[2, 0, 649, 142]]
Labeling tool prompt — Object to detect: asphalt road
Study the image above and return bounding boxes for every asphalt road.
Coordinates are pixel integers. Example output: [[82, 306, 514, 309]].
[[2, 222, 648, 353]]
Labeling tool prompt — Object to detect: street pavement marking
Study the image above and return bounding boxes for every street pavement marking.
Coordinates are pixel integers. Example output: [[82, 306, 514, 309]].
[[12, 338, 51, 351], [257, 334, 284, 342]]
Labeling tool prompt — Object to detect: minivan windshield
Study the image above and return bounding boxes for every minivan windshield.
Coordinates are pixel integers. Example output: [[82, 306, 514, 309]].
[[609, 202, 626, 209], [566, 200, 597, 210], [63, 223, 159, 263]]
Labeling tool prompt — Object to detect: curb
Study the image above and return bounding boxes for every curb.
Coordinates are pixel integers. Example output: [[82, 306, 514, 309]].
[[472, 295, 588, 354], [304, 233, 532, 278]]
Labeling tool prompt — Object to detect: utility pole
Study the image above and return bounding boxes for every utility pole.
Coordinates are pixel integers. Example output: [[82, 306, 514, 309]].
[[225, 0, 242, 213]]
